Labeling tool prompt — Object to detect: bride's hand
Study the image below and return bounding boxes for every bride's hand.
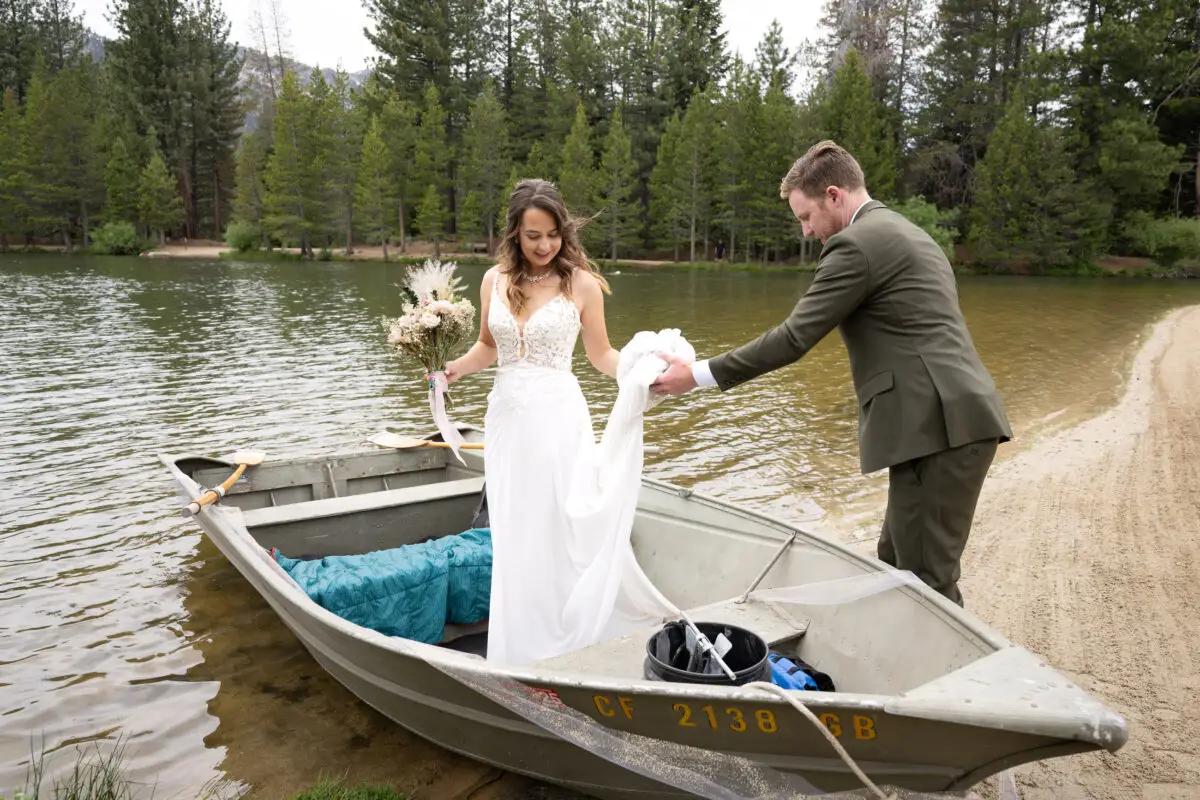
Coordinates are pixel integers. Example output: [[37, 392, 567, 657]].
[[442, 360, 463, 385]]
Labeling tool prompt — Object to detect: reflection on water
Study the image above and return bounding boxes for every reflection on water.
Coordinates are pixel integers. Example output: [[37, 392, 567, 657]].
[[2, 254, 1198, 797]]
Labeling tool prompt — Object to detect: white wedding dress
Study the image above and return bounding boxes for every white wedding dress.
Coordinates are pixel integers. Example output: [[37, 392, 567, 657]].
[[483, 273, 685, 667]]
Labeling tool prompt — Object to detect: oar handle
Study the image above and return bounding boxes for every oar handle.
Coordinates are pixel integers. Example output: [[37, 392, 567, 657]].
[[186, 462, 249, 516]]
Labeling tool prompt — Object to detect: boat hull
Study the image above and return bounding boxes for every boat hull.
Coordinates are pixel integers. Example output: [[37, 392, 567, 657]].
[[164, 445, 1126, 799]]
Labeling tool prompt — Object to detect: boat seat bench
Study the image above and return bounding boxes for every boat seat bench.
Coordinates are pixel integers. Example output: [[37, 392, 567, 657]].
[[533, 595, 810, 679], [240, 476, 487, 528]]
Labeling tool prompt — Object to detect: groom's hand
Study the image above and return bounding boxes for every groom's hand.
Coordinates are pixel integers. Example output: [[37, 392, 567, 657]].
[[650, 354, 697, 396]]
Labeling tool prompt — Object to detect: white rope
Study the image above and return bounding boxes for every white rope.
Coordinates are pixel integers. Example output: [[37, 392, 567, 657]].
[[743, 681, 898, 800]]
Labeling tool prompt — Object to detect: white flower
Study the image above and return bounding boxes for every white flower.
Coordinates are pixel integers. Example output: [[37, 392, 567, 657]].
[[405, 258, 465, 303], [419, 313, 440, 328]]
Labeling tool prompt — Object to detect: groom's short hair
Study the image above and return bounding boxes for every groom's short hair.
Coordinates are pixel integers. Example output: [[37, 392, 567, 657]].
[[779, 140, 866, 200]]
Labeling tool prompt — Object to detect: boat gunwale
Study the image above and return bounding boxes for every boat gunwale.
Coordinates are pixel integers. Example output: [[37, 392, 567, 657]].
[[158, 448, 1127, 754]]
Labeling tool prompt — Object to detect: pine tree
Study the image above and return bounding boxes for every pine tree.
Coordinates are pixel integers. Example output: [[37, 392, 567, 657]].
[[523, 138, 558, 183], [327, 68, 365, 254], [355, 116, 396, 260], [264, 70, 318, 255], [23, 60, 101, 252], [754, 19, 799, 95], [557, 101, 596, 223], [648, 110, 686, 258], [752, 84, 802, 261], [36, 0, 88, 73], [812, 49, 898, 200], [968, 87, 1109, 271], [139, 150, 184, 246], [596, 106, 637, 261], [413, 82, 450, 252], [417, 184, 448, 257], [181, 0, 244, 237], [460, 82, 512, 253], [231, 129, 271, 245], [0, 0, 42, 102], [675, 87, 720, 261], [714, 58, 761, 261], [457, 189, 484, 251], [105, 0, 188, 171], [105, 136, 142, 224], [661, 0, 729, 113], [0, 88, 33, 249], [364, 0, 454, 106], [378, 95, 418, 251]]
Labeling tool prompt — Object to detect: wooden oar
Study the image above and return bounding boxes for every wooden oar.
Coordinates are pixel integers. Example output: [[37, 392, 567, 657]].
[[186, 450, 266, 515], [369, 431, 485, 451]]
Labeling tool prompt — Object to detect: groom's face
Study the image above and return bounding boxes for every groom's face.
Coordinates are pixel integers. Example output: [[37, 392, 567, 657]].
[[788, 189, 842, 244]]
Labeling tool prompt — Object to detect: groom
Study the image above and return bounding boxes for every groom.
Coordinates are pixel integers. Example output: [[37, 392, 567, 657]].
[[650, 140, 1012, 607]]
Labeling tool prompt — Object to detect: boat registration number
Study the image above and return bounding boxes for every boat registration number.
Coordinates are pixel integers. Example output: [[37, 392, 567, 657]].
[[592, 695, 878, 740]]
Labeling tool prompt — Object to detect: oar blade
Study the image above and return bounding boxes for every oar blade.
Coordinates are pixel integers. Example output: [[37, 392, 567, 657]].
[[368, 431, 427, 450], [228, 450, 267, 466]]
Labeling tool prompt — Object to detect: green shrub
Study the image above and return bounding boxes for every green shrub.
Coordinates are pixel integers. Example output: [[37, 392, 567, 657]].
[[90, 222, 145, 256], [889, 196, 958, 262], [1121, 212, 1200, 267], [224, 219, 260, 252]]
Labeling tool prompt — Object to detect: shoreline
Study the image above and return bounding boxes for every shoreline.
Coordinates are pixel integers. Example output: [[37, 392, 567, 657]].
[[960, 303, 1200, 798], [5, 243, 1197, 279]]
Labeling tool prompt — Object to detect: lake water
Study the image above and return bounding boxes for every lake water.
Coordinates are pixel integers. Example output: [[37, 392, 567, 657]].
[[2, 255, 1198, 797]]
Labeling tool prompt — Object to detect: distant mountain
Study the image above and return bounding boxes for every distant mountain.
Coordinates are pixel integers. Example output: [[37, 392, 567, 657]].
[[83, 27, 374, 132]]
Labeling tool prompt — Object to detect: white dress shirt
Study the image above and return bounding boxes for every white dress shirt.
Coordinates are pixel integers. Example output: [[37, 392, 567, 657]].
[[690, 198, 871, 388]]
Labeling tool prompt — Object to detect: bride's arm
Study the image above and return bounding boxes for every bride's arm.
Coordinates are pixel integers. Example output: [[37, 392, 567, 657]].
[[445, 268, 498, 383], [578, 271, 620, 379]]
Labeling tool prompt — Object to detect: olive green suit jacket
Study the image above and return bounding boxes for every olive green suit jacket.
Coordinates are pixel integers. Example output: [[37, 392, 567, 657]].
[[709, 200, 1012, 475]]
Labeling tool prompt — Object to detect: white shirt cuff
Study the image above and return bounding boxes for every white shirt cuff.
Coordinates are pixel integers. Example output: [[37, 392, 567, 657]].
[[691, 359, 718, 388]]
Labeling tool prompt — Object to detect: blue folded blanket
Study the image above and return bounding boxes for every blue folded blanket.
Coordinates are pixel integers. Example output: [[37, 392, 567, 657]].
[[271, 528, 492, 644]]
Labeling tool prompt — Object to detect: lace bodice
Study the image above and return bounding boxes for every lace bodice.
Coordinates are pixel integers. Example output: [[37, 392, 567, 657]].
[[488, 272, 581, 371]]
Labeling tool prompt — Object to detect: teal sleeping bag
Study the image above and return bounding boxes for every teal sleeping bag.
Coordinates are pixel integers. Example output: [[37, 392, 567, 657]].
[[271, 528, 492, 644]]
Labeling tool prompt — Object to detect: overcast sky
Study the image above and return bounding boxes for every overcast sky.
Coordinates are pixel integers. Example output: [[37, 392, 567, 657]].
[[75, 0, 825, 75]]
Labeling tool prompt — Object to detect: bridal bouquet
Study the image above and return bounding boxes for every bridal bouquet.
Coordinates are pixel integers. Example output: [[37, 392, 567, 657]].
[[381, 258, 476, 377], [380, 259, 476, 461]]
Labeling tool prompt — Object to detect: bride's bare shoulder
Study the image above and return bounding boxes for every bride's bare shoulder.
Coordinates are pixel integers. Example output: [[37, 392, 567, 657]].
[[482, 265, 503, 288], [573, 268, 601, 293]]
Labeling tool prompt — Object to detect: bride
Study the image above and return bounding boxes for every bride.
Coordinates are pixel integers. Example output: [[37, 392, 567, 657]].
[[444, 178, 677, 667]]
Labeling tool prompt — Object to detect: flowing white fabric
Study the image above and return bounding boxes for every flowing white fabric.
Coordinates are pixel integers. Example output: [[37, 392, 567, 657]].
[[427, 370, 467, 464], [483, 274, 690, 667]]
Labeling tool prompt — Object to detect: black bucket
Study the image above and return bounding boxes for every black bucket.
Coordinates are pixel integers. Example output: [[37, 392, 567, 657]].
[[643, 620, 770, 686]]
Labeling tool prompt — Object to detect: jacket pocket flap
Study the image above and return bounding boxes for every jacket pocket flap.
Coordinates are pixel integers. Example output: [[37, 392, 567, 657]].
[[858, 370, 894, 405]]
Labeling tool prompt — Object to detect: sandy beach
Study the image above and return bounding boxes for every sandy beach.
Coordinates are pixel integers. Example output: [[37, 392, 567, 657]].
[[960, 303, 1200, 799]]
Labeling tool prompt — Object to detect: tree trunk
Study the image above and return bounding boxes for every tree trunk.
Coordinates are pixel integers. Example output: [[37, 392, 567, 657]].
[[398, 198, 407, 253], [688, 213, 696, 262], [729, 211, 736, 262], [345, 205, 354, 255], [213, 167, 222, 236], [62, 226, 73, 255], [81, 201, 89, 249], [382, 231, 389, 262], [689, 163, 698, 261], [188, 114, 200, 238]]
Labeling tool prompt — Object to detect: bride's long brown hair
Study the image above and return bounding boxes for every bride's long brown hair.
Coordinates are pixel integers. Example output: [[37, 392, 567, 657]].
[[496, 178, 610, 317]]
